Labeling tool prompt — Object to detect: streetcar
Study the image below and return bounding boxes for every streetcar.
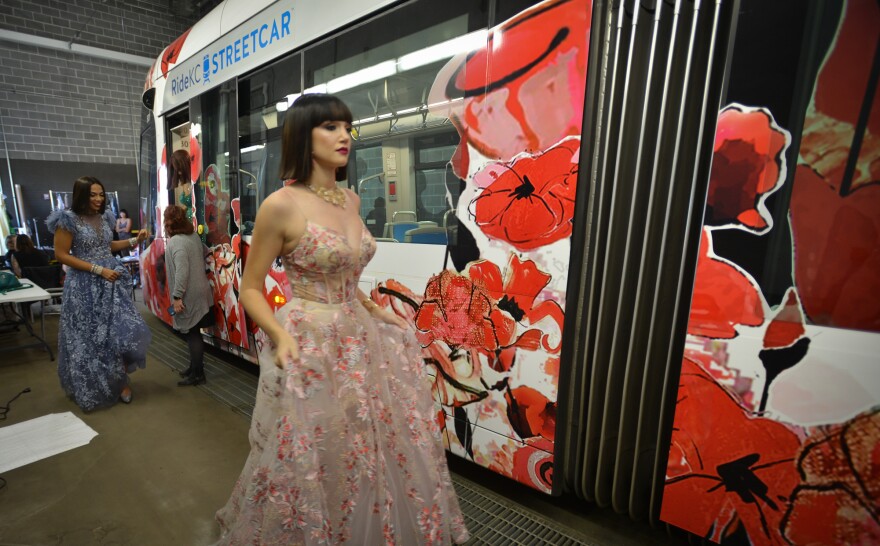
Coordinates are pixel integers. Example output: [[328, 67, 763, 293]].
[[137, 1, 880, 544]]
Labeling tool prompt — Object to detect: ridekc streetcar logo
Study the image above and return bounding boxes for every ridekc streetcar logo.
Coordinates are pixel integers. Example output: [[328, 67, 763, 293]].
[[170, 8, 293, 96]]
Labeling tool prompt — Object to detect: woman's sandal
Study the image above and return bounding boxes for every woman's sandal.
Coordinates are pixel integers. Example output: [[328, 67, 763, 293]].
[[119, 386, 133, 404]]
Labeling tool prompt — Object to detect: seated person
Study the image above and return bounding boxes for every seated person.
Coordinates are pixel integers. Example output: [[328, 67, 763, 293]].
[[3, 234, 16, 270], [11, 234, 49, 277], [365, 196, 387, 238]]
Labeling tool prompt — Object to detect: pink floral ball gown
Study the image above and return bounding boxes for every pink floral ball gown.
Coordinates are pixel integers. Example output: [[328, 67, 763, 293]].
[[215, 194, 468, 545]]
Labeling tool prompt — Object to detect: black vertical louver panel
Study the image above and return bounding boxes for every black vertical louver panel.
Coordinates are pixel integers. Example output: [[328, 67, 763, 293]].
[[578, 0, 633, 504], [594, 0, 660, 509], [558, 0, 616, 500], [557, 0, 739, 524], [605, 0, 672, 515]]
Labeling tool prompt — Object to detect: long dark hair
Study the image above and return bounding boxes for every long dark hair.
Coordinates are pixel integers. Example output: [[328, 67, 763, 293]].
[[71, 176, 107, 215], [169, 149, 191, 189], [279, 94, 353, 184], [15, 234, 36, 254]]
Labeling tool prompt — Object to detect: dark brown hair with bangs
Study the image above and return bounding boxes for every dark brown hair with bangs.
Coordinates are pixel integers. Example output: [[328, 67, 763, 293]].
[[164, 205, 194, 236], [279, 94, 353, 184]]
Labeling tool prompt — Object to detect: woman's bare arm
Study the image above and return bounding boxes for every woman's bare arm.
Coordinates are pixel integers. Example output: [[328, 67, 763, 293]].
[[239, 194, 300, 345]]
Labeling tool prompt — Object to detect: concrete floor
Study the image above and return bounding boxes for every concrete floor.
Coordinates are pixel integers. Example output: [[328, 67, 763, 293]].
[[0, 307, 251, 545], [0, 300, 687, 546]]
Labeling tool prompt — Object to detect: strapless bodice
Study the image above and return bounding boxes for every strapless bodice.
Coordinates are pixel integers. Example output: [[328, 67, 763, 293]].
[[280, 221, 376, 304]]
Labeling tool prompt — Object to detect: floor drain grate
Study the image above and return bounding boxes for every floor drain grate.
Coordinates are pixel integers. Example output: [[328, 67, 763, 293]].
[[452, 478, 595, 545]]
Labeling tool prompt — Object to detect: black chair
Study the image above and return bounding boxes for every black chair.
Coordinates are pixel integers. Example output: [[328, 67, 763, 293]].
[[21, 265, 64, 320], [22, 265, 63, 290]]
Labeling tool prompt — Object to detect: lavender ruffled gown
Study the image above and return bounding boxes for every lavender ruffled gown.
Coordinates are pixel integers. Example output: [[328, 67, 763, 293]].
[[47, 209, 151, 411]]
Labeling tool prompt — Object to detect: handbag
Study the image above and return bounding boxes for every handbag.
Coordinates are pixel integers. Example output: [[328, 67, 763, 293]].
[[0, 271, 32, 295]]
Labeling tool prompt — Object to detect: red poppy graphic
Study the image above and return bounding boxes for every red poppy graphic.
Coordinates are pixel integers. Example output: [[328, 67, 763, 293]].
[[141, 234, 172, 324], [790, 166, 880, 332], [372, 280, 493, 408], [371, 279, 423, 324], [799, 0, 880, 193], [472, 139, 579, 250], [427, 344, 490, 408], [230, 197, 242, 259], [781, 408, 880, 545], [428, 0, 591, 177], [504, 385, 556, 442], [467, 254, 564, 354], [688, 228, 765, 339], [160, 28, 192, 77], [414, 270, 497, 350], [707, 105, 789, 232], [512, 438, 554, 494], [416, 266, 550, 363], [764, 288, 806, 350], [787, 0, 880, 332], [661, 357, 801, 545], [791, 166, 880, 332], [189, 135, 202, 182]]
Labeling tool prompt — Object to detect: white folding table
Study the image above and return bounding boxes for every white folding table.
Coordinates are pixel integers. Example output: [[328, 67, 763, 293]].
[[0, 279, 54, 360]]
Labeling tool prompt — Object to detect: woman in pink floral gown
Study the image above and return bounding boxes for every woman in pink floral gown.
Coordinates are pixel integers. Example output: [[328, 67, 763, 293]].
[[215, 94, 468, 545]]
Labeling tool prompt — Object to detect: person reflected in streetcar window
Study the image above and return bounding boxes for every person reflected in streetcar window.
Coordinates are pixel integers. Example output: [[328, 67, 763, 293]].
[[365, 195, 387, 238], [170, 149, 195, 224], [214, 94, 469, 545]]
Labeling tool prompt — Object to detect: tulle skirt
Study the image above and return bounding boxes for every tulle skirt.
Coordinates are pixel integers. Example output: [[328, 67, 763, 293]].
[[215, 298, 468, 545]]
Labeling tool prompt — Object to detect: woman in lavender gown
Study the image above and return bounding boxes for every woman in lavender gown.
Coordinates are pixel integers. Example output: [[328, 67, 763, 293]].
[[47, 176, 151, 410]]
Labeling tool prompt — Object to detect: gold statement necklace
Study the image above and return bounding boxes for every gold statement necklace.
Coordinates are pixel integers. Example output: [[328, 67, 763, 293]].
[[307, 184, 346, 208]]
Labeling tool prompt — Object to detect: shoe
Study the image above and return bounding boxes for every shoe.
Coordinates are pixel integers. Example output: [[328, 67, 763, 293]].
[[119, 386, 133, 404], [178, 374, 206, 387], [178, 367, 193, 378]]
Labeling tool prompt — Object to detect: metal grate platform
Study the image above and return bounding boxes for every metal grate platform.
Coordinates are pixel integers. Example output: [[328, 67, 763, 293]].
[[145, 317, 594, 545]]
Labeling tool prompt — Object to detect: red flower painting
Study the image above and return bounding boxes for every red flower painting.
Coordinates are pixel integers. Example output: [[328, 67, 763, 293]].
[[467, 254, 564, 355], [471, 139, 579, 250], [662, 358, 801, 545], [141, 234, 172, 324], [160, 28, 192, 77], [414, 268, 548, 355], [706, 105, 788, 232], [688, 227, 765, 339], [782, 409, 880, 545], [428, 0, 591, 177], [512, 438, 555, 495], [372, 279, 493, 408], [787, 0, 880, 333], [790, 165, 880, 332], [414, 270, 497, 350], [504, 385, 556, 442]]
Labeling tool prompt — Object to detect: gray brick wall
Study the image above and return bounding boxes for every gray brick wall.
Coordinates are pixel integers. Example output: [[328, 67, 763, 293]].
[[0, 0, 196, 59], [0, 0, 198, 165]]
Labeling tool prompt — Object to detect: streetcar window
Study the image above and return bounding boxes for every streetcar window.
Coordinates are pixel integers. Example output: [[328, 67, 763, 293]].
[[191, 82, 237, 247], [237, 54, 302, 231], [138, 110, 157, 238], [300, 0, 489, 242]]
